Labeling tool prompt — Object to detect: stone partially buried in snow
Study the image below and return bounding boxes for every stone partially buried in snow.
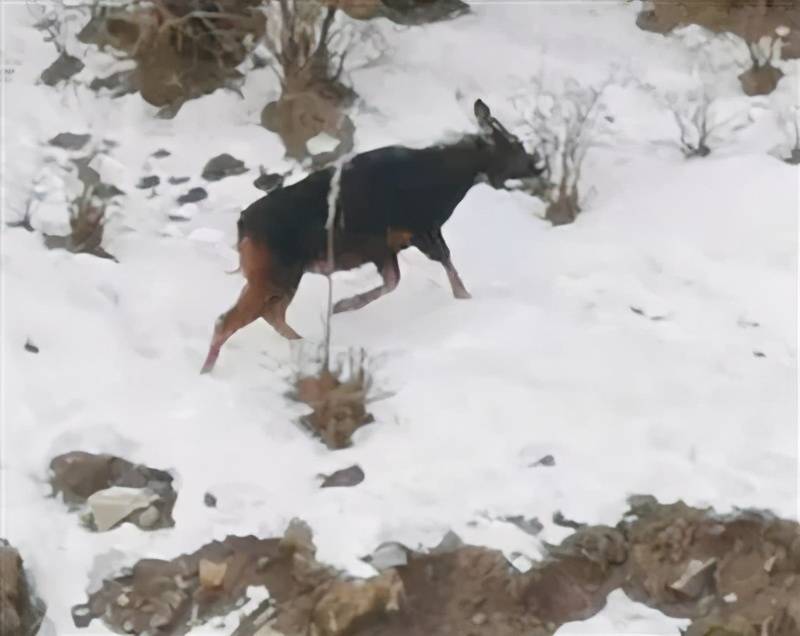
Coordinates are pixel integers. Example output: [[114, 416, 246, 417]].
[[202, 153, 248, 181], [176, 187, 208, 205], [40, 51, 84, 86], [87, 486, 160, 532], [169, 203, 199, 222], [320, 464, 365, 488], [0, 540, 48, 636], [136, 175, 160, 189], [49, 451, 177, 530], [48, 132, 91, 150]]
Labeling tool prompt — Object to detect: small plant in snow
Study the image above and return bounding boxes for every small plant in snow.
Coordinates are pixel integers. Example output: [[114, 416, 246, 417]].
[[660, 86, 751, 159], [738, 29, 787, 96], [514, 77, 614, 226], [776, 103, 800, 165], [40, 150, 123, 261]]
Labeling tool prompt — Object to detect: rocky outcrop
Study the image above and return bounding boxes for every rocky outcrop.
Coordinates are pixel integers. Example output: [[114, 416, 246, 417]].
[[49, 451, 177, 532]]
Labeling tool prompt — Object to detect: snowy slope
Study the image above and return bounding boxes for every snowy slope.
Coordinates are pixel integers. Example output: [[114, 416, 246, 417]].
[[2, 1, 798, 633]]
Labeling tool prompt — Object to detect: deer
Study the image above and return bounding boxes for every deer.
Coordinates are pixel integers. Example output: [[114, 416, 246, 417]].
[[201, 99, 544, 373]]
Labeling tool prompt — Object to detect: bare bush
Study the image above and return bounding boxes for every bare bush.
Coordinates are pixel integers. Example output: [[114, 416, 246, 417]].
[[42, 154, 121, 261], [661, 87, 752, 159], [515, 77, 614, 226], [290, 345, 375, 449], [74, 0, 266, 112], [259, 0, 386, 164]]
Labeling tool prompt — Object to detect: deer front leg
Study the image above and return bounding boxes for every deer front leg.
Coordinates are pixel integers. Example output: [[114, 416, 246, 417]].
[[413, 229, 471, 299], [333, 254, 400, 313]]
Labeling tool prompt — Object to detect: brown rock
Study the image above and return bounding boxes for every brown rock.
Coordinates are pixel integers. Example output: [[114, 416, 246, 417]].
[[199, 559, 228, 589]]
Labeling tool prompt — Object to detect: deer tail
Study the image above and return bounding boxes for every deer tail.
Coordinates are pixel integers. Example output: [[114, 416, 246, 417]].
[[226, 219, 244, 274]]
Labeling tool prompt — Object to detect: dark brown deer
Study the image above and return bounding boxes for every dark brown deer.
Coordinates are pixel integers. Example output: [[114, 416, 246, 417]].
[[201, 99, 543, 373]]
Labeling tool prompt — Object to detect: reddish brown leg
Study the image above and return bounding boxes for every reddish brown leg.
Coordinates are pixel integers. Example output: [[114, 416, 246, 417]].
[[201, 283, 267, 374], [333, 255, 400, 313], [262, 293, 301, 340]]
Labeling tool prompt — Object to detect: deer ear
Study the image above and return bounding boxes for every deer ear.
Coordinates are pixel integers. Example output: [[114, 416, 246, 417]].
[[474, 99, 492, 127]]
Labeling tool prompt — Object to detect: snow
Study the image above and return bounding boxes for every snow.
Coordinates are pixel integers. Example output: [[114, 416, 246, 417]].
[[1, 1, 798, 634], [555, 589, 690, 635]]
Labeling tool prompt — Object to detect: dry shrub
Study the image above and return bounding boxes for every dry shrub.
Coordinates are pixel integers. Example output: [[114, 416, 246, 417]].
[[42, 155, 120, 261], [515, 77, 615, 226], [659, 85, 752, 158], [258, 0, 385, 164], [291, 347, 375, 450], [77, 1, 266, 111]]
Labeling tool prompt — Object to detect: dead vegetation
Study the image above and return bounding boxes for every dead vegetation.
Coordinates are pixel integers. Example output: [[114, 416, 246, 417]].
[[76, 0, 266, 113], [636, 0, 797, 95], [73, 497, 800, 635], [515, 77, 614, 226], [738, 29, 788, 95], [636, 0, 800, 59], [661, 86, 752, 158], [258, 0, 386, 165], [291, 347, 375, 450], [42, 154, 121, 261]]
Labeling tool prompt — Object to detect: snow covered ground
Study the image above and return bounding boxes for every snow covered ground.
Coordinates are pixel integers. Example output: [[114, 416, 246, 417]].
[[1, 1, 798, 633]]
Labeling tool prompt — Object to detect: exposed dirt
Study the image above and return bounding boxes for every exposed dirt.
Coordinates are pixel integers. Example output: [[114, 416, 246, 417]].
[[72, 497, 800, 635], [0, 540, 47, 636], [637, 0, 800, 59], [77, 1, 265, 112], [49, 451, 178, 531]]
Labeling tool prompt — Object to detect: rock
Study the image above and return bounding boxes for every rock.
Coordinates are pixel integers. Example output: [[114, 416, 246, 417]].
[[136, 175, 160, 189], [320, 465, 365, 488], [311, 570, 404, 636], [363, 542, 409, 571], [89, 70, 138, 97], [253, 170, 284, 193], [49, 451, 177, 530], [669, 558, 717, 599], [530, 454, 555, 467], [501, 515, 544, 537], [87, 487, 159, 532], [204, 492, 217, 508], [168, 175, 190, 185], [202, 153, 248, 181], [176, 187, 208, 205], [93, 183, 125, 200], [739, 64, 784, 97], [169, 203, 198, 222], [378, 0, 469, 25], [48, 132, 90, 150], [430, 530, 464, 554], [280, 519, 315, 556], [24, 340, 39, 354], [137, 506, 160, 529], [0, 541, 47, 636], [40, 52, 84, 86], [198, 559, 227, 589]]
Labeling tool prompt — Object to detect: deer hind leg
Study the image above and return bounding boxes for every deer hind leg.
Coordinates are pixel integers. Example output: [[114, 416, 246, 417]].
[[201, 282, 268, 374], [202, 236, 273, 374], [333, 254, 400, 314], [262, 292, 301, 340], [413, 229, 471, 299]]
